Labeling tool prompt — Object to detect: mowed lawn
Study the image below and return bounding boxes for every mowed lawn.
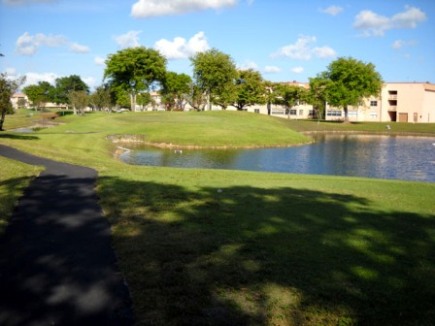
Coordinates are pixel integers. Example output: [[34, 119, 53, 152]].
[[1, 110, 435, 325]]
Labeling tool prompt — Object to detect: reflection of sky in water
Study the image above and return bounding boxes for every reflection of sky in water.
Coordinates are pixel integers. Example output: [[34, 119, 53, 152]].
[[121, 135, 435, 182]]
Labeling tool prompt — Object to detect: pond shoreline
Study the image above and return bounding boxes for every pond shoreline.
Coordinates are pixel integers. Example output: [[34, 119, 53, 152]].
[[109, 131, 435, 156]]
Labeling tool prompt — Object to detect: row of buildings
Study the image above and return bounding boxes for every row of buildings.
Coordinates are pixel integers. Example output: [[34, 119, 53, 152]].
[[244, 82, 435, 123], [11, 82, 435, 123]]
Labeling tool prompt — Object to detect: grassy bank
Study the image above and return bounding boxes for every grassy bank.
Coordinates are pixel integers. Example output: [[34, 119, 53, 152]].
[[1, 110, 434, 325], [282, 119, 435, 135], [0, 156, 42, 234]]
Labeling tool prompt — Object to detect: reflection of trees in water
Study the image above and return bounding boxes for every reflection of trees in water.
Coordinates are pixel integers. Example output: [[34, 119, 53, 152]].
[[158, 149, 241, 169]]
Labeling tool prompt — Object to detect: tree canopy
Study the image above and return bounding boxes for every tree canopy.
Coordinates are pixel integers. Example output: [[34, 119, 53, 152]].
[[314, 57, 383, 120], [161, 71, 192, 111], [53, 75, 89, 106], [233, 69, 265, 111], [104, 47, 167, 112], [0, 73, 25, 130], [190, 48, 237, 110], [23, 81, 55, 110]]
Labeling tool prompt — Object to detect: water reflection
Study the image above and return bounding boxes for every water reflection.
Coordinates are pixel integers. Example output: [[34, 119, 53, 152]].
[[120, 134, 435, 182]]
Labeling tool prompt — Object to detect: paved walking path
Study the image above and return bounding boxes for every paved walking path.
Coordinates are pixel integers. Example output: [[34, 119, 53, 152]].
[[0, 145, 134, 325]]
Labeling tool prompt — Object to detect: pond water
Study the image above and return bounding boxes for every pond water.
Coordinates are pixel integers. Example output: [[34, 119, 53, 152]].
[[120, 134, 435, 182]]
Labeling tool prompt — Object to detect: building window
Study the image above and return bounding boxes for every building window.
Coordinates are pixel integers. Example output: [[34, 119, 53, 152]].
[[326, 110, 342, 117], [299, 109, 303, 116], [254, 109, 260, 114], [308, 110, 314, 116], [290, 109, 297, 115], [370, 100, 378, 107], [370, 112, 377, 118]]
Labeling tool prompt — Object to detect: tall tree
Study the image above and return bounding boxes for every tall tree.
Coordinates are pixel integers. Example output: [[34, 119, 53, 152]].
[[190, 48, 237, 110], [68, 90, 89, 115], [316, 57, 383, 121], [161, 71, 192, 111], [308, 76, 332, 120], [0, 73, 25, 130], [53, 75, 89, 108], [90, 85, 112, 111], [274, 83, 309, 110], [233, 69, 265, 111], [22, 81, 54, 110], [104, 47, 167, 112]]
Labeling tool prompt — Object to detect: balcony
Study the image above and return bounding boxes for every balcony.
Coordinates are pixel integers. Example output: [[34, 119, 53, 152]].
[[388, 106, 397, 111], [388, 95, 398, 100]]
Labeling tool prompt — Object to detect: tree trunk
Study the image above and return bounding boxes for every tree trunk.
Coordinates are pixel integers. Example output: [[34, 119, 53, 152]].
[[343, 105, 349, 122], [267, 102, 271, 115], [130, 92, 137, 112], [0, 110, 6, 131]]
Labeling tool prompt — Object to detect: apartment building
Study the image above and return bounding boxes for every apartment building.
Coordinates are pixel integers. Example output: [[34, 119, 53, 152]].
[[325, 82, 435, 123]]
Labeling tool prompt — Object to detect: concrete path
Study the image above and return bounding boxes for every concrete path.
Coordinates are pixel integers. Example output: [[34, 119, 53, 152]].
[[0, 145, 134, 325]]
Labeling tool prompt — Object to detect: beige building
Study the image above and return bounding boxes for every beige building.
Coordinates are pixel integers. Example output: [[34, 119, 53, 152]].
[[11, 92, 28, 109], [325, 82, 435, 123]]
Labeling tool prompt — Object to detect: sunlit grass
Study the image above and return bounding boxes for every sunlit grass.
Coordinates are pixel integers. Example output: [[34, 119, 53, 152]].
[[0, 156, 42, 234]]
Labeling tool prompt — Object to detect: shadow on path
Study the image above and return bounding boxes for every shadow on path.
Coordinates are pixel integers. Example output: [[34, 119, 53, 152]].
[[0, 145, 134, 325]]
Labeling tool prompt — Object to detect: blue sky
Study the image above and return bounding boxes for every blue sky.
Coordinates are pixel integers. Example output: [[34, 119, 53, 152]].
[[0, 0, 433, 89]]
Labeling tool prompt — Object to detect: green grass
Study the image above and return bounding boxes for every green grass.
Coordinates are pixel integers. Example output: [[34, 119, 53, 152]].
[[282, 119, 435, 135], [1, 110, 435, 325], [0, 156, 42, 234]]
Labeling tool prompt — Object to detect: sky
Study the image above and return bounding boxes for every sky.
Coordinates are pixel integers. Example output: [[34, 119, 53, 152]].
[[0, 0, 434, 90]]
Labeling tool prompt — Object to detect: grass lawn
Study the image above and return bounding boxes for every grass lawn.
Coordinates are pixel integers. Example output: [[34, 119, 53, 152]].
[[0, 156, 42, 234], [1, 110, 434, 325]]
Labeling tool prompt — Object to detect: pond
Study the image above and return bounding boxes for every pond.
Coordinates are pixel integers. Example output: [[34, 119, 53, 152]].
[[120, 134, 435, 182]]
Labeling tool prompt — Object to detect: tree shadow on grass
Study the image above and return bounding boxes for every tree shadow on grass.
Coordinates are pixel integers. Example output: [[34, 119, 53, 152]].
[[0, 133, 39, 140], [99, 176, 435, 326]]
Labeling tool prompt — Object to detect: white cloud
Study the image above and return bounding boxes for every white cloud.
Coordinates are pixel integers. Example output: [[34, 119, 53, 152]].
[[70, 42, 90, 53], [15, 32, 90, 56], [83, 76, 96, 88], [264, 66, 281, 74], [320, 5, 343, 16], [272, 35, 336, 60], [131, 0, 237, 18], [16, 32, 66, 55], [313, 46, 336, 58], [392, 39, 416, 50], [5, 67, 17, 75], [291, 66, 304, 74], [114, 30, 141, 49], [354, 5, 426, 36], [23, 72, 59, 86], [154, 31, 209, 59], [237, 60, 258, 70], [94, 56, 106, 65]]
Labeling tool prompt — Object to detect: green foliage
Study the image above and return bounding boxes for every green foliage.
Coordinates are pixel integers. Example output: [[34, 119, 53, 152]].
[[273, 83, 309, 108], [191, 48, 238, 110], [68, 90, 89, 115], [233, 69, 265, 110], [53, 75, 89, 105], [104, 47, 167, 111], [308, 76, 332, 119], [104, 47, 167, 91], [22, 81, 55, 110], [89, 85, 113, 111], [316, 57, 383, 120], [1, 73, 25, 130], [136, 92, 152, 109], [161, 71, 192, 111]]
